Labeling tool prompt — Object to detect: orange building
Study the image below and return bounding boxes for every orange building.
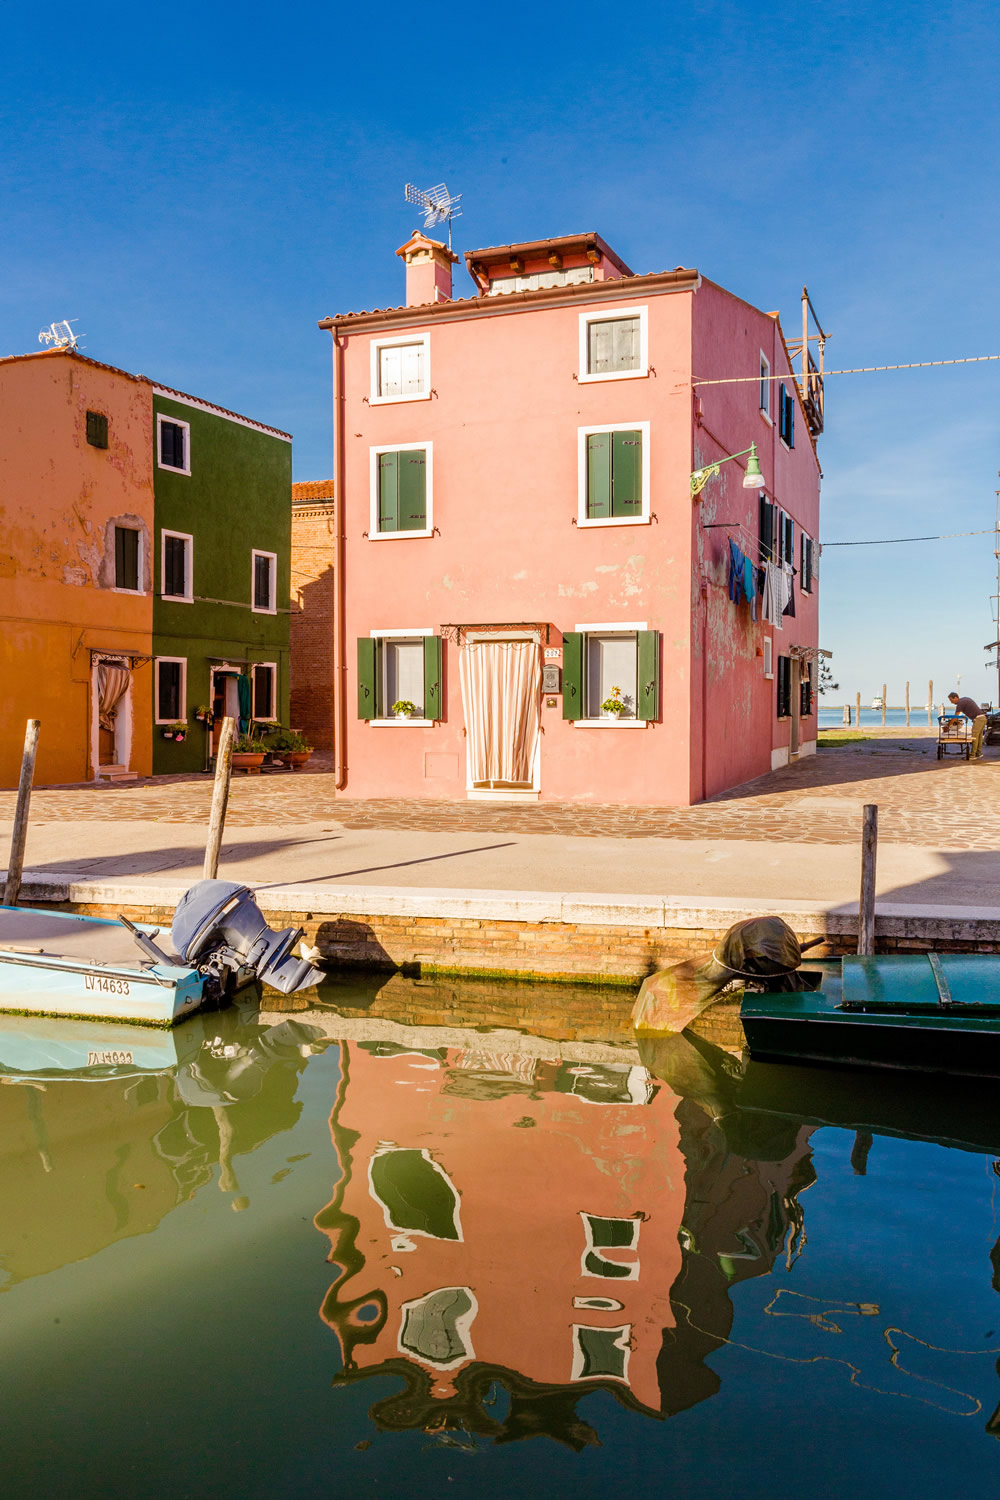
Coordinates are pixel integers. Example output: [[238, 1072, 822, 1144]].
[[0, 349, 155, 787]]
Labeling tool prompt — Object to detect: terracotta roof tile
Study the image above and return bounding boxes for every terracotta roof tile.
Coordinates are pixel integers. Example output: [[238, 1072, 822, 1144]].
[[292, 480, 336, 501]]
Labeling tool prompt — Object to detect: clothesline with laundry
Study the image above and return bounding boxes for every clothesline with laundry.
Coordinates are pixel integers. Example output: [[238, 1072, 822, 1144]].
[[725, 536, 796, 626]]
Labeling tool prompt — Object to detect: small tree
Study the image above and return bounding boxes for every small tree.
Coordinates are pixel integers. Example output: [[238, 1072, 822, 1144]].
[[818, 659, 840, 696]]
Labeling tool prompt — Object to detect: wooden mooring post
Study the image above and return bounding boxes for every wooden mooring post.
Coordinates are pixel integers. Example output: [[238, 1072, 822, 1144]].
[[881, 683, 887, 728], [4, 720, 41, 907], [203, 717, 236, 881], [928, 679, 933, 728], [905, 681, 910, 727], [858, 803, 878, 956], [855, 691, 862, 727], [842, 703, 851, 725]]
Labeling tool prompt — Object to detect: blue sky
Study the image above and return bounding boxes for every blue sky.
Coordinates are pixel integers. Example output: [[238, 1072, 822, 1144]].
[[4, 0, 1000, 704]]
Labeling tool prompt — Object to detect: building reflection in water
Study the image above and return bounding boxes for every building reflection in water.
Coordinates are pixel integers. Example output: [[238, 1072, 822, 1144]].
[[0, 1002, 327, 1288], [314, 1022, 815, 1448]]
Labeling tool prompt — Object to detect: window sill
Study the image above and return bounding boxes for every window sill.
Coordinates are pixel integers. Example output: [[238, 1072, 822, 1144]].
[[251, 606, 277, 615], [162, 594, 194, 604], [368, 529, 434, 541], [577, 515, 650, 529], [573, 718, 648, 728], [112, 587, 145, 596], [157, 462, 191, 476], [369, 391, 431, 405], [468, 788, 539, 801], [577, 369, 648, 384], [759, 410, 773, 426], [369, 717, 434, 727]]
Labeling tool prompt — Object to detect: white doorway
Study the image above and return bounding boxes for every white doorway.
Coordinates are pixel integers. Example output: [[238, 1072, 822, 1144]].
[[460, 636, 541, 799]]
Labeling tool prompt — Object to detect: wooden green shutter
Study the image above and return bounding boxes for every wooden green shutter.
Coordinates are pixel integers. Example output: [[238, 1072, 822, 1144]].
[[787, 390, 795, 448], [423, 635, 442, 720], [784, 515, 793, 564], [399, 450, 427, 531], [638, 630, 659, 721], [357, 637, 377, 719], [611, 430, 642, 516], [587, 433, 611, 519], [562, 632, 584, 720], [378, 452, 399, 532]]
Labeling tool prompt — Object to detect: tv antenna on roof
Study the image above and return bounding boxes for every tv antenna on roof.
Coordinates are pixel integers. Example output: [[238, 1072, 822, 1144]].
[[404, 182, 463, 249], [38, 319, 81, 351]]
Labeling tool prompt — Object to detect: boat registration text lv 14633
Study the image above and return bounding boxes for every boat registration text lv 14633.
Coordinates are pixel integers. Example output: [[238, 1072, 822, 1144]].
[[84, 976, 132, 995]]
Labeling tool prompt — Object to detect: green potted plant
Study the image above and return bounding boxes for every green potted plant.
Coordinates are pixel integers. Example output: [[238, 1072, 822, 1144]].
[[391, 699, 419, 720], [193, 704, 213, 726], [161, 720, 188, 741], [600, 686, 629, 720], [268, 727, 314, 770], [231, 732, 267, 774]]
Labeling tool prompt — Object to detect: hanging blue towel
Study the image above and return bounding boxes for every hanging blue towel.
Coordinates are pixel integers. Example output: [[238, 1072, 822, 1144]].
[[728, 539, 745, 603], [743, 555, 757, 621]]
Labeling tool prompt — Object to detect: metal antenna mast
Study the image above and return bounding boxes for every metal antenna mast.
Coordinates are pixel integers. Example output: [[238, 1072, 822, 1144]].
[[404, 182, 463, 250]]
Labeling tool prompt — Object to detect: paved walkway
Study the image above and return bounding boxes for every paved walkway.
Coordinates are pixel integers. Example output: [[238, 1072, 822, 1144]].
[[2, 733, 999, 911]]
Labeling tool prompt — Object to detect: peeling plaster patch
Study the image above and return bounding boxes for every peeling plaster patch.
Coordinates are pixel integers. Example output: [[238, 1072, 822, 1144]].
[[441, 575, 455, 591], [512, 569, 528, 580], [594, 564, 618, 574], [62, 566, 87, 586]]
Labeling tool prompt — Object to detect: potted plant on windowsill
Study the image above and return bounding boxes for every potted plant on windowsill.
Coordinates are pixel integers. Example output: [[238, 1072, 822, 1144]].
[[231, 733, 267, 773], [600, 687, 630, 720], [161, 721, 188, 741], [194, 704, 213, 726], [268, 728, 314, 770], [391, 700, 419, 721]]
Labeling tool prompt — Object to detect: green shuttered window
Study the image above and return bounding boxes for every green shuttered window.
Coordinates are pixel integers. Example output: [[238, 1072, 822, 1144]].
[[562, 630, 659, 722], [377, 448, 428, 534], [114, 526, 140, 591], [586, 430, 643, 520], [776, 655, 792, 718], [357, 635, 443, 720], [86, 410, 108, 449]]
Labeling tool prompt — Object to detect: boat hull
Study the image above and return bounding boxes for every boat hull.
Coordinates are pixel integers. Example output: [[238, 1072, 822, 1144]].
[[741, 958, 1000, 1079]]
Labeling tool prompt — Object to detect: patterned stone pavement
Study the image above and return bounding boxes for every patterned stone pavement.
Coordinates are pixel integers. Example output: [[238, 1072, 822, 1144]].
[[3, 734, 1000, 849]]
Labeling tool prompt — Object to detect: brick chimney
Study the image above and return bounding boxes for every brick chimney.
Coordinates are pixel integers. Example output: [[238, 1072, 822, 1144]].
[[396, 231, 458, 306]]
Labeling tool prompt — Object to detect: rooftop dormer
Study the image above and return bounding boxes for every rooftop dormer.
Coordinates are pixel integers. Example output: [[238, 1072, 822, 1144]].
[[464, 233, 633, 297]]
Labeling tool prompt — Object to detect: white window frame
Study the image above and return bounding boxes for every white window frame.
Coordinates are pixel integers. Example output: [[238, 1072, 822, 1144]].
[[763, 637, 774, 678], [369, 332, 431, 405], [369, 441, 434, 541], [154, 656, 187, 725], [156, 413, 191, 476], [578, 305, 649, 384], [572, 621, 649, 726], [251, 661, 278, 721], [160, 529, 193, 603], [112, 524, 144, 596], [251, 549, 277, 614], [368, 627, 434, 725], [759, 351, 772, 422], [577, 422, 650, 529]]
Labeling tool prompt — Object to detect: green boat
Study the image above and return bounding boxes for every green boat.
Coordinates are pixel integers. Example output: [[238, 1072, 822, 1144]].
[[741, 954, 1000, 1078]]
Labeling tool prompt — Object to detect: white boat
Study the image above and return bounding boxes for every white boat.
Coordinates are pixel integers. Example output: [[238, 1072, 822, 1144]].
[[870, 696, 884, 709], [0, 879, 324, 1026]]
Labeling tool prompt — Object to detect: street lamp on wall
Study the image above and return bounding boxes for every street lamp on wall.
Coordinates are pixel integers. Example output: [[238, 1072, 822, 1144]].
[[691, 442, 765, 499]]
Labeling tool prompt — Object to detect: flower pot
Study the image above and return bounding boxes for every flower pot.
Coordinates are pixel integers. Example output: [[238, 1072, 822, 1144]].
[[175, 732, 186, 743], [601, 710, 626, 721], [232, 752, 266, 775], [394, 712, 413, 721], [279, 750, 312, 771], [162, 730, 175, 739]]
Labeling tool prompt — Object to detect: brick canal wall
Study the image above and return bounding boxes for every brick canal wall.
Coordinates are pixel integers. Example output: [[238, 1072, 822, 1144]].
[[16, 876, 1000, 985]]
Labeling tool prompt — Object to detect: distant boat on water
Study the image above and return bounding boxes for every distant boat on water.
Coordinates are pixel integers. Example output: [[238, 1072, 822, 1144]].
[[871, 696, 884, 709]]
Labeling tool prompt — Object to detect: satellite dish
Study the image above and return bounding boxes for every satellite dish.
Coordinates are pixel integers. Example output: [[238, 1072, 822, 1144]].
[[38, 320, 80, 351], [404, 182, 463, 246]]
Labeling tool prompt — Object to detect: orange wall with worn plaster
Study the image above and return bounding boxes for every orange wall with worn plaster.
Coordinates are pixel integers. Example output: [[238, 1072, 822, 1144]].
[[0, 351, 155, 788]]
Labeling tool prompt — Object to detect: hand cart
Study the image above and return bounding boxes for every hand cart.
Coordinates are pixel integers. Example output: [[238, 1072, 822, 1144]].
[[937, 714, 973, 760]]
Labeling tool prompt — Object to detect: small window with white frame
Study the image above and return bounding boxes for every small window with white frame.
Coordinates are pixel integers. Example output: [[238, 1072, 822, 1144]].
[[251, 550, 277, 613], [252, 662, 277, 721], [565, 624, 659, 724], [578, 423, 650, 527], [161, 530, 193, 602], [370, 443, 433, 539], [759, 352, 771, 420], [578, 306, 648, 382], [370, 333, 430, 404], [358, 629, 442, 723], [157, 414, 191, 475], [155, 657, 186, 723], [763, 637, 773, 678], [114, 525, 142, 593]]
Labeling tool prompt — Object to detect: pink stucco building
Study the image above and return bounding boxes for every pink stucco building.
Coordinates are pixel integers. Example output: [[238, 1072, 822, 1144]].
[[316, 231, 825, 805]]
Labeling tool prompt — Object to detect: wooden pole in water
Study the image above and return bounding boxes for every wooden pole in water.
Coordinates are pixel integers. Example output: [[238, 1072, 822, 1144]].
[[928, 679, 933, 728], [855, 690, 862, 728], [905, 681, 910, 727], [4, 720, 41, 907], [203, 716, 236, 881], [858, 803, 878, 956], [881, 683, 887, 727], [842, 703, 851, 726]]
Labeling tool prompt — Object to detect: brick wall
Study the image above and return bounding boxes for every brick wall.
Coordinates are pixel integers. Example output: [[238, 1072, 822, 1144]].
[[290, 488, 335, 750]]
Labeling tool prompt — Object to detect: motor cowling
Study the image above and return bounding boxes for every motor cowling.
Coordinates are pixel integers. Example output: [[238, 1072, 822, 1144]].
[[171, 880, 324, 995]]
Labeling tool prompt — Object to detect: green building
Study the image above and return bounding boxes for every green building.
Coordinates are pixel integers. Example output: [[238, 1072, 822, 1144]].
[[152, 384, 292, 774]]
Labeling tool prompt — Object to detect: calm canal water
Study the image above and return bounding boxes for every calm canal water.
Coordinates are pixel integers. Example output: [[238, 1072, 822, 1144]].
[[3, 974, 1000, 1498]]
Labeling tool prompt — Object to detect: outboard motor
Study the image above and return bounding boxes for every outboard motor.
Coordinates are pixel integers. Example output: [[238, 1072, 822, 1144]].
[[171, 880, 324, 995]]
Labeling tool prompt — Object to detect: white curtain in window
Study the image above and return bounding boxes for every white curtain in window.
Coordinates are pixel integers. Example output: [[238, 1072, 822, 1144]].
[[98, 664, 131, 731], [459, 640, 541, 786]]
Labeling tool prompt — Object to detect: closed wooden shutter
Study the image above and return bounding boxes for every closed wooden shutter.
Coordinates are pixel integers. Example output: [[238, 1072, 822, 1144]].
[[401, 343, 424, 395], [784, 515, 794, 564], [379, 345, 402, 397], [164, 535, 187, 597], [613, 317, 639, 370], [801, 535, 813, 592], [611, 431, 642, 516], [254, 555, 272, 609], [800, 661, 813, 717], [157, 662, 181, 721], [760, 495, 774, 560], [378, 452, 399, 531], [161, 421, 185, 469], [587, 434, 611, 518], [562, 632, 584, 720], [115, 527, 138, 590], [399, 451, 427, 530], [423, 635, 442, 720], [786, 389, 795, 448], [776, 656, 791, 717], [637, 630, 659, 720], [357, 638, 377, 719], [588, 320, 613, 374], [86, 410, 108, 449]]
